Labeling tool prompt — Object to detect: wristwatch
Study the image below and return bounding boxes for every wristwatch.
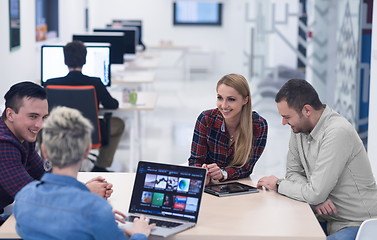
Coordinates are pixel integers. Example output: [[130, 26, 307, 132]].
[[276, 179, 283, 190], [220, 168, 228, 181]]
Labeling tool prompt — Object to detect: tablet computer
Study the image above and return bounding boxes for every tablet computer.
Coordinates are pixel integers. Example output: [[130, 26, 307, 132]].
[[204, 182, 259, 197]]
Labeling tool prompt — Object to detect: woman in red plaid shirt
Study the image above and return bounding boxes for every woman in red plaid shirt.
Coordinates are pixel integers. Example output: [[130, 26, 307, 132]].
[[189, 74, 268, 185]]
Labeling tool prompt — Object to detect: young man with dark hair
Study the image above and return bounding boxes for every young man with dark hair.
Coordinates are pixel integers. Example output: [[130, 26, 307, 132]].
[[0, 81, 113, 225], [63, 40, 87, 68], [45, 41, 125, 172], [257, 79, 377, 240]]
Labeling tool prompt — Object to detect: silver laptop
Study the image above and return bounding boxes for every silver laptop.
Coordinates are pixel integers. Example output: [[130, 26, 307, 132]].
[[121, 161, 207, 238]]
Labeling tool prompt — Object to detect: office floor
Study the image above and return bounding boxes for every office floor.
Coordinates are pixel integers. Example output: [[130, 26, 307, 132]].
[[109, 52, 290, 178]]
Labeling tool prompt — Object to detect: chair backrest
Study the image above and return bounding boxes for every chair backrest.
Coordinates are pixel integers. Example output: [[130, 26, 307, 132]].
[[355, 218, 377, 240], [45, 85, 102, 149]]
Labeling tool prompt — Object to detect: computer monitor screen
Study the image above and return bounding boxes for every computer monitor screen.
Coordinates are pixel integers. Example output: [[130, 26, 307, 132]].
[[41, 43, 111, 87], [93, 27, 138, 55], [111, 20, 144, 49], [73, 32, 126, 64], [173, 1, 222, 26]]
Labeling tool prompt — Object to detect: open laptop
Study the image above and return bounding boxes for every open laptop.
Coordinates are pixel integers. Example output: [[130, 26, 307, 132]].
[[120, 161, 207, 237]]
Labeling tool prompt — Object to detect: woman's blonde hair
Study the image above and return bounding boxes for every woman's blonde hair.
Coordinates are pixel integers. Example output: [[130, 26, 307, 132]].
[[42, 106, 93, 168], [217, 74, 253, 167]]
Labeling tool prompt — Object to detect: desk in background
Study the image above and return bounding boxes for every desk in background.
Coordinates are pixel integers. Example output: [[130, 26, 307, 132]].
[[107, 91, 158, 110], [110, 49, 160, 91], [111, 64, 156, 91], [101, 91, 158, 171], [0, 172, 326, 240], [149, 44, 212, 81], [112, 71, 155, 85], [124, 57, 160, 70]]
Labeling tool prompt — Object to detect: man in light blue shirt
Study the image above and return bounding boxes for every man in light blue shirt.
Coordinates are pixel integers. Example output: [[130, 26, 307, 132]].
[[14, 106, 155, 240]]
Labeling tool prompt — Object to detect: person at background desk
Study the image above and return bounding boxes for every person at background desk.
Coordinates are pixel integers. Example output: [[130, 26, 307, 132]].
[[45, 40, 125, 172], [14, 106, 155, 240], [188, 74, 268, 184], [0, 82, 112, 226], [257, 79, 377, 240]]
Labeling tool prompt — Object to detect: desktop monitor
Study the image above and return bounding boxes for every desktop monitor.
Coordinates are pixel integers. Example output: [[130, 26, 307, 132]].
[[173, 1, 223, 26], [73, 32, 126, 64], [93, 27, 138, 55], [111, 19, 145, 50], [41, 43, 111, 87]]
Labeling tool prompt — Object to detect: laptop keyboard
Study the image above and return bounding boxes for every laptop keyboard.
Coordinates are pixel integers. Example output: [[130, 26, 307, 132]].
[[127, 215, 183, 228]]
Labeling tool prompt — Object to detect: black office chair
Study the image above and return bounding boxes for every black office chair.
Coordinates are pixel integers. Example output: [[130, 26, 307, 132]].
[[45, 85, 112, 151]]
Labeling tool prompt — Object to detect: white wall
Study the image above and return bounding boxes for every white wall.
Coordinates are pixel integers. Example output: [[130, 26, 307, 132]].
[[0, 0, 299, 98], [0, 0, 39, 98], [0, 0, 87, 102], [368, 2, 377, 176], [88, 0, 249, 77], [59, 0, 86, 42], [0, 0, 250, 97]]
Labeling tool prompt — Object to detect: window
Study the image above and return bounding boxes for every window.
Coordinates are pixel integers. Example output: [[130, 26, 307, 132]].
[[36, 0, 59, 41], [9, 0, 20, 50]]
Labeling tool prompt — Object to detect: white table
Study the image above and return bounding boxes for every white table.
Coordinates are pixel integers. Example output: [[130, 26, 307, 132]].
[[124, 57, 160, 70], [101, 91, 158, 171], [111, 64, 156, 91], [148, 44, 201, 80], [0, 173, 326, 240], [112, 71, 155, 84]]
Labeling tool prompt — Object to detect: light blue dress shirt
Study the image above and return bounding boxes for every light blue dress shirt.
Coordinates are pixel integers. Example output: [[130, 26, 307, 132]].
[[14, 173, 147, 240]]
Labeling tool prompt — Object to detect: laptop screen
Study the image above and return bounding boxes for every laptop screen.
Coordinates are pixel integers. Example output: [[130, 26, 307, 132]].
[[129, 161, 207, 223]]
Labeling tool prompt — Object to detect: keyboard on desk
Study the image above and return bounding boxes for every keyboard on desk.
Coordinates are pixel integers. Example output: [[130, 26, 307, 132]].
[[127, 215, 183, 228]]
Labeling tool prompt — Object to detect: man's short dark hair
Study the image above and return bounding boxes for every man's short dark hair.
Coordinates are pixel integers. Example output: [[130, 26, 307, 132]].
[[275, 79, 324, 113], [2, 81, 47, 119], [63, 40, 87, 68]]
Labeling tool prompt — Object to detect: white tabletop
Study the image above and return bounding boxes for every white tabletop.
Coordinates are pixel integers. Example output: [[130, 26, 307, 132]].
[[102, 91, 158, 111], [0, 172, 325, 239], [111, 71, 156, 84]]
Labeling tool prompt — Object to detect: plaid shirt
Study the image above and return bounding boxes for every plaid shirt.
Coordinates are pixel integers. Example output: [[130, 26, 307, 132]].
[[188, 109, 268, 180], [0, 118, 44, 212]]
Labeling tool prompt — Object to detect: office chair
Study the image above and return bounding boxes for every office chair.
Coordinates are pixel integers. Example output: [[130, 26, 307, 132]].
[[355, 218, 377, 240], [45, 85, 112, 150]]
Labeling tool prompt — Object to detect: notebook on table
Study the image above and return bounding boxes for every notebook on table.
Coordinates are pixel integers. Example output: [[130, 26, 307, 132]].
[[121, 161, 207, 238]]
